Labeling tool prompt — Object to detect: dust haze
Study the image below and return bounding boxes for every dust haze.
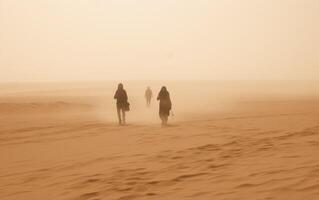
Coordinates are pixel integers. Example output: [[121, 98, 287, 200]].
[[1, 1, 319, 200], [1, 0, 319, 81], [1, 80, 319, 123]]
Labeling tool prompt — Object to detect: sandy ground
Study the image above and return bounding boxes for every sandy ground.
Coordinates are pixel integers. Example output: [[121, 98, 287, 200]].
[[1, 81, 319, 200]]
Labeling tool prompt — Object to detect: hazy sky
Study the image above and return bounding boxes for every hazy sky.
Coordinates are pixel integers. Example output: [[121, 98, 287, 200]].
[[0, 0, 318, 81]]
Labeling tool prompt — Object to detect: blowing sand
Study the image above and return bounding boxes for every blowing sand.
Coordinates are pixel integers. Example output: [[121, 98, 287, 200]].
[[1, 81, 319, 200]]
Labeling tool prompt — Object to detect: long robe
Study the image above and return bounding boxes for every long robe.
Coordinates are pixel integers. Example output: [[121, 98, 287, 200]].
[[114, 89, 128, 109], [157, 90, 172, 117]]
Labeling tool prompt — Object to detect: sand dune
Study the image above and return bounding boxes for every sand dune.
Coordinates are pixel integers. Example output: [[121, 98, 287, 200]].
[[1, 81, 319, 200]]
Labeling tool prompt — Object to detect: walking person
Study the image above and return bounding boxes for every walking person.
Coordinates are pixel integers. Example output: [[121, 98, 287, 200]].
[[114, 83, 129, 125], [145, 86, 153, 107], [157, 86, 172, 126]]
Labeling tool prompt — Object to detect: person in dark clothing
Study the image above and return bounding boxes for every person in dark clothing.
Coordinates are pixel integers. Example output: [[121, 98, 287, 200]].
[[114, 83, 128, 125], [157, 86, 172, 125], [145, 86, 153, 107]]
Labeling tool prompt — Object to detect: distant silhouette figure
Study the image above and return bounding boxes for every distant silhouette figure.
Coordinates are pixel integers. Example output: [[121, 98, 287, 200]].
[[145, 86, 153, 107], [157, 86, 172, 125], [114, 83, 129, 125]]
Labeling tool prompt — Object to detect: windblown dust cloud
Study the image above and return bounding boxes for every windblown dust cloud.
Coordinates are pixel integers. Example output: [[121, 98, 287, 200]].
[[1, 0, 319, 81], [1, 0, 319, 199], [1, 81, 319, 200]]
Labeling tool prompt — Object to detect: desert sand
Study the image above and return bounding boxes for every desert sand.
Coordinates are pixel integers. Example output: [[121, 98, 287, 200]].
[[1, 81, 319, 200]]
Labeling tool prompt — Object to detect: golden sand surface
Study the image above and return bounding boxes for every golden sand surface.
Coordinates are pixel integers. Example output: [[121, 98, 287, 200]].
[[1, 81, 319, 200]]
